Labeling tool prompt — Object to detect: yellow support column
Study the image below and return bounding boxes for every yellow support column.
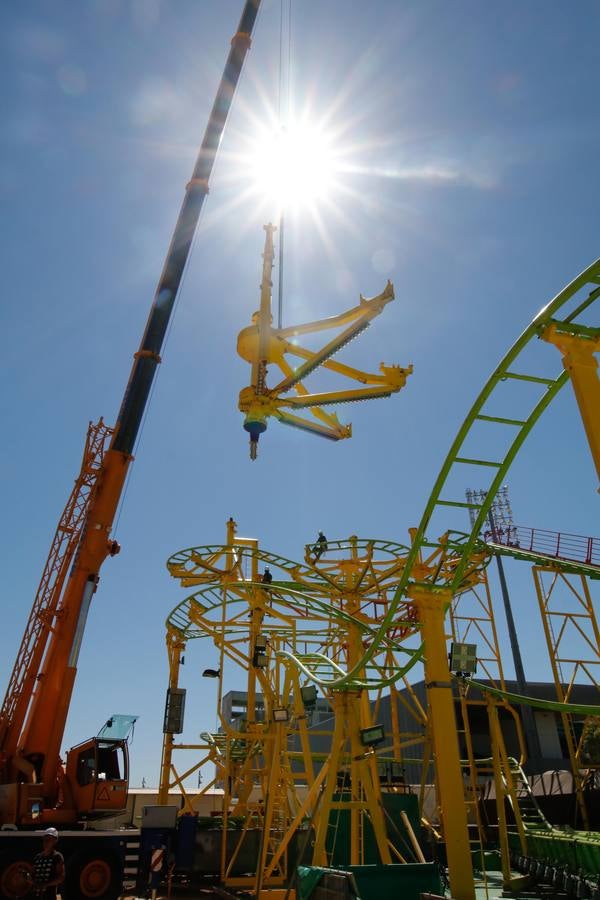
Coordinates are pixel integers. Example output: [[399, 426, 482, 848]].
[[158, 631, 185, 805], [486, 697, 516, 888], [542, 324, 600, 487], [410, 587, 475, 900]]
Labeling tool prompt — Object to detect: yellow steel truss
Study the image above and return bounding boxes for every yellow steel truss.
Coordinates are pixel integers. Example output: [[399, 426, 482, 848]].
[[532, 566, 600, 828], [159, 523, 551, 900], [159, 525, 444, 888]]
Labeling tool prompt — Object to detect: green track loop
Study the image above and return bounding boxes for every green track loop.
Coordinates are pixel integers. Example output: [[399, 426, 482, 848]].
[[165, 260, 600, 691], [300, 258, 600, 689]]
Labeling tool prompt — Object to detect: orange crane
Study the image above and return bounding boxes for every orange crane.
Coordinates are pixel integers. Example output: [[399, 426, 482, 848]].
[[0, 0, 261, 834]]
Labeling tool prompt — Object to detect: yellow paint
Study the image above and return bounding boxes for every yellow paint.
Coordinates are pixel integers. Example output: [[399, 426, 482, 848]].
[[542, 323, 600, 488], [238, 224, 412, 456], [410, 586, 475, 900]]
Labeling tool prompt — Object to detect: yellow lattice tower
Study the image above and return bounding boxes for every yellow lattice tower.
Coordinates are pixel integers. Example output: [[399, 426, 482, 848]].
[[532, 566, 600, 828], [159, 521, 343, 890], [289, 537, 422, 868], [160, 523, 499, 898]]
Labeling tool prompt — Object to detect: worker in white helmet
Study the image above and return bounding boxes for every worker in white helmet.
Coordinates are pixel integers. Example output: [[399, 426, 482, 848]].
[[32, 828, 65, 899]]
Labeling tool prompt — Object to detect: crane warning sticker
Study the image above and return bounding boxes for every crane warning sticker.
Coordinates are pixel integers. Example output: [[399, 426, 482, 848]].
[[96, 784, 111, 802]]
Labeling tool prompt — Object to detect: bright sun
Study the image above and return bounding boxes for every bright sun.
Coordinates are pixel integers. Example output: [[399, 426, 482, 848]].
[[247, 121, 338, 210]]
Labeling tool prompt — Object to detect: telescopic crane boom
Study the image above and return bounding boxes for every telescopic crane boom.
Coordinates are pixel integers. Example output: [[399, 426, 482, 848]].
[[0, 0, 261, 825]]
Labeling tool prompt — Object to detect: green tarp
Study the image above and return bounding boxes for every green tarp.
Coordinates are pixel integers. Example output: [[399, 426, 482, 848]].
[[296, 866, 328, 900]]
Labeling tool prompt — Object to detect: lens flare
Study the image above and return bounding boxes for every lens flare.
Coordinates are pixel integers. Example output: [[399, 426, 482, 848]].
[[247, 122, 338, 210]]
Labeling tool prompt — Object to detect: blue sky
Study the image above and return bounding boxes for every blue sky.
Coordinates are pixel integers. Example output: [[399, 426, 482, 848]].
[[1, 0, 599, 788]]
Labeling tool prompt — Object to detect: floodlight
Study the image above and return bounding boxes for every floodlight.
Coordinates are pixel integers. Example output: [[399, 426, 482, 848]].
[[449, 642, 478, 675], [300, 685, 318, 707], [359, 724, 385, 747], [163, 688, 186, 734]]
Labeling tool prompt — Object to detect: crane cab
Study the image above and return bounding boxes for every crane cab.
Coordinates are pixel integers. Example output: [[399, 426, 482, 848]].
[[66, 736, 129, 815], [65, 715, 137, 816]]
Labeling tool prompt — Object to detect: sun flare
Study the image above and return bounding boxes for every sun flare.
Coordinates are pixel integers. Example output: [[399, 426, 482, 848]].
[[247, 121, 338, 210]]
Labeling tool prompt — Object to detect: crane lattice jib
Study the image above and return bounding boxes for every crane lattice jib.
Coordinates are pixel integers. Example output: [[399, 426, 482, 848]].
[[278, 258, 600, 689], [0, 420, 111, 757]]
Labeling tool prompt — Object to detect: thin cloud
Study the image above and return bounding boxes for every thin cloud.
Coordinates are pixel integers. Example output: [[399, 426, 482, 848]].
[[341, 161, 498, 190]]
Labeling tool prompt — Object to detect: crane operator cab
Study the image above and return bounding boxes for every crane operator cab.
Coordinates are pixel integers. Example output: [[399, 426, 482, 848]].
[[65, 715, 137, 815]]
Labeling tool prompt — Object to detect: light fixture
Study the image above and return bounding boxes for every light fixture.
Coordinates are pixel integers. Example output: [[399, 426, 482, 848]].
[[390, 762, 406, 783], [272, 708, 289, 723], [253, 635, 268, 668], [449, 642, 478, 676], [359, 724, 385, 747], [163, 688, 186, 734], [300, 685, 318, 707]]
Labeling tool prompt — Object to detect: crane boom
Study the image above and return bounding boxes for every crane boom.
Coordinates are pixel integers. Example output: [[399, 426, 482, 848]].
[[0, 420, 112, 761], [1, 0, 261, 819]]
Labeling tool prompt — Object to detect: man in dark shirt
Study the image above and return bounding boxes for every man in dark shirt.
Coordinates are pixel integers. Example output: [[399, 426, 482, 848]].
[[313, 531, 328, 560], [33, 828, 65, 899]]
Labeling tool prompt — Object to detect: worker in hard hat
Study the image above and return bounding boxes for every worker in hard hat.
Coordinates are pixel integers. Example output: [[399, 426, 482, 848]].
[[32, 827, 65, 899], [313, 532, 328, 560]]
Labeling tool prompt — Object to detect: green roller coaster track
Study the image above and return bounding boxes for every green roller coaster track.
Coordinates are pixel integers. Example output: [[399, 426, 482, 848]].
[[166, 540, 422, 687], [277, 257, 600, 690], [165, 258, 600, 692]]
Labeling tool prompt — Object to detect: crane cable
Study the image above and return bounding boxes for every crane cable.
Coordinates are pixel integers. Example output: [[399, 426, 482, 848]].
[[112, 203, 207, 539], [113, 1, 267, 536], [277, 0, 293, 330]]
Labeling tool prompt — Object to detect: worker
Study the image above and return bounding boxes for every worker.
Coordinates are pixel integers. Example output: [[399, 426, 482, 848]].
[[32, 827, 65, 900], [262, 567, 273, 584], [313, 531, 328, 560]]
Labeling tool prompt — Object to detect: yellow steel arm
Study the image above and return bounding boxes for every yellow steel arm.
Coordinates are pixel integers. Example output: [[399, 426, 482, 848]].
[[277, 283, 393, 339], [237, 224, 412, 458]]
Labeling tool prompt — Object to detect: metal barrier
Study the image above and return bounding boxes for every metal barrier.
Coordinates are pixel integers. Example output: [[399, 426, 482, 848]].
[[483, 525, 600, 569]]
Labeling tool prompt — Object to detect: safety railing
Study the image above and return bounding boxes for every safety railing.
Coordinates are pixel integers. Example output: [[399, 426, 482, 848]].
[[483, 525, 600, 568]]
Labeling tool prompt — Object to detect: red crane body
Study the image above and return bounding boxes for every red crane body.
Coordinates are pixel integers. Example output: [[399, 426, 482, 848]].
[[0, 0, 261, 826]]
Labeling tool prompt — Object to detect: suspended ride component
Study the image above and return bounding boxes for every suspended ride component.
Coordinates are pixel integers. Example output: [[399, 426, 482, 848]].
[[237, 223, 412, 458]]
